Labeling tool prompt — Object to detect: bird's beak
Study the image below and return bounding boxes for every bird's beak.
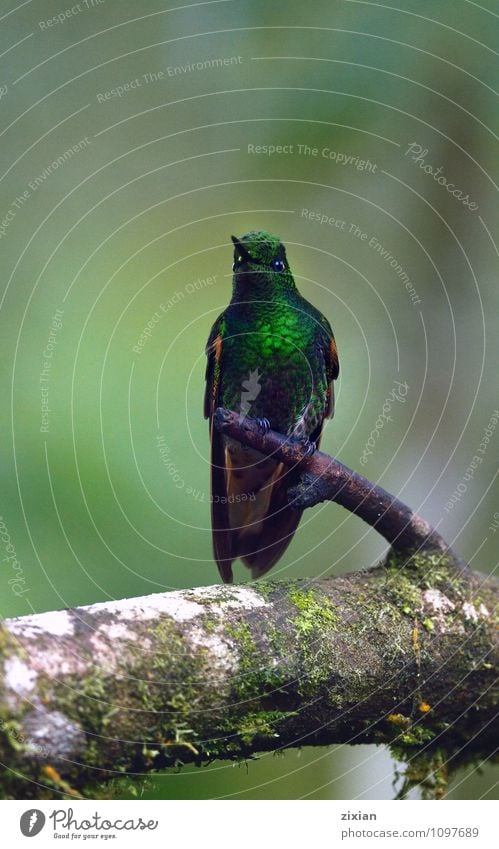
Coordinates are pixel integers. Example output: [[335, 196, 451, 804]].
[[231, 235, 252, 264]]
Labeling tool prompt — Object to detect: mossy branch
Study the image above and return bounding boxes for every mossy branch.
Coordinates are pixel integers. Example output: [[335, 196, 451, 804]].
[[214, 408, 461, 564], [0, 552, 497, 799]]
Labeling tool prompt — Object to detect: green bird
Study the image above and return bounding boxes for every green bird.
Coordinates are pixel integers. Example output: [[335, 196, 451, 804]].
[[204, 230, 339, 583]]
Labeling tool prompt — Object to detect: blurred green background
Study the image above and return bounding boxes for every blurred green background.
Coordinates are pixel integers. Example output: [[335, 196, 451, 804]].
[[0, 0, 497, 799]]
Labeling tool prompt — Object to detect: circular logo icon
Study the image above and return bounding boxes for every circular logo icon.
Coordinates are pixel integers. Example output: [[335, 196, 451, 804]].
[[20, 809, 46, 837]]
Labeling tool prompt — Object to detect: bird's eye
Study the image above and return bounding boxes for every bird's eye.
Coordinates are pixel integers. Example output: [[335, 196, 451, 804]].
[[232, 255, 244, 271], [272, 259, 285, 272]]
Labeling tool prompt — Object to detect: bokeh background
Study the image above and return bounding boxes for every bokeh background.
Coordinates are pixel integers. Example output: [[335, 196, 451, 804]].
[[0, 0, 497, 799]]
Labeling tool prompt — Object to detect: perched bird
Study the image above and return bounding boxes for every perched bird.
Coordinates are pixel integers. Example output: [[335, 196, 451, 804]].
[[204, 230, 339, 583]]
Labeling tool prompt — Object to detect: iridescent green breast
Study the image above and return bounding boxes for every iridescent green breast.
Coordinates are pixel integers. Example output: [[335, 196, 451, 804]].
[[220, 298, 327, 436]]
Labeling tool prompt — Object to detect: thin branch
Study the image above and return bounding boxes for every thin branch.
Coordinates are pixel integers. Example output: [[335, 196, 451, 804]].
[[214, 408, 461, 563]]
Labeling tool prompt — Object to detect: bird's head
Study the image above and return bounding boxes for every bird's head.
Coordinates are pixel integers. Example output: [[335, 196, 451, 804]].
[[230, 230, 296, 297]]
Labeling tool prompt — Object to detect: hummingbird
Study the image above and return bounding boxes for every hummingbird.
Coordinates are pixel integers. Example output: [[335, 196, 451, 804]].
[[204, 230, 339, 583]]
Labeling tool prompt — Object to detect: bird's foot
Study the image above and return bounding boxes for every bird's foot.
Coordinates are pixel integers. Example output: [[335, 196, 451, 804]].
[[255, 417, 271, 434], [291, 436, 317, 458]]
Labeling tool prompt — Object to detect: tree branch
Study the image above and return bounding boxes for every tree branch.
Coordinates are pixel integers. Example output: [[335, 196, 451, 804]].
[[214, 408, 459, 562], [1, 561, 497, 799], [1, 410, 495, 800]]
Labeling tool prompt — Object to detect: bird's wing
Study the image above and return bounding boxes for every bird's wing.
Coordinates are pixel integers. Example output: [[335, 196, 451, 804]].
[[204, 315, 234, 582], [204, 314, 224, 419], [320, 315, 340, 419]]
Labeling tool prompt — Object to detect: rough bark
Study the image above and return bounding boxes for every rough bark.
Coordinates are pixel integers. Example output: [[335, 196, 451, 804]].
[[1, 552, 497, 799]]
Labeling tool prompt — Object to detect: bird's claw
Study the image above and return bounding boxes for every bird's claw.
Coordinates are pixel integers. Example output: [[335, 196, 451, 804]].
[[255, 417, 271, 434], [295, 437, 316, 458]]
